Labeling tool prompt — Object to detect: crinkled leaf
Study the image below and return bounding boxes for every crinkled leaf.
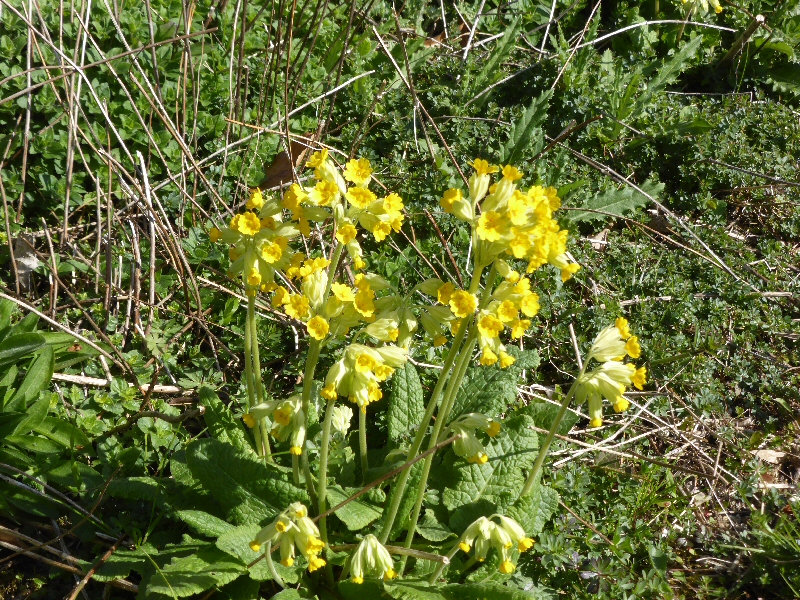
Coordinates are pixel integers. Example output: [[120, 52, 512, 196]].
[[175, 510, 233, 538], [449, 366, 517, 423], [387, 364, 425, 443], [441, 582, 554, 600], [417, 509, 454, 542], [380, 461, 423, 540], [199, 386, 252, 453], [507, 483, 560, 537], [384, 581, 448, 600], [326, 485, 382, 531], [145, 546, 244, 597], [516, 399, 579, 440]]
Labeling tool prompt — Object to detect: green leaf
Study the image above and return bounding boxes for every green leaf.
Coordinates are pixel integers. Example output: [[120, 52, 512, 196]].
[[326, 485, 382, 531], [444, 416, 538, 530], [384, 581, 448, 600], [175, 510, 233, 538], [339, 579, 385, 600], [380, 461, 424, 540], [635, 36, 702, 112], [417, 509, 454, 542], [199, 386, 253, 453], [471, 18, 520, 104], [186, 439, 307, 525], [387, 364, 425, 442], [565, 179, 663, 224], [6, 345, 53, 411], [0, 332, 45, 363], [502, 89, 553, 165], [450, 366, 517, 423], [516, 398, 579, 440], [507, 483, 560, 537], [0, 414, 26, 441], [145, 546, 244, 597], [215, 523, 299, 583], [216, 575, 261, 600], [107, 477, 172, 508], [33, 416, 91, 450], [769, 64, 800, 96], [12, 392, 49, 436]]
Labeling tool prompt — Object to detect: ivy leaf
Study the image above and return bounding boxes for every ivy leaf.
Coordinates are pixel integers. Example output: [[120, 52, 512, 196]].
[[565, 179, 663, 224], [199, 386, 253, 453], [326, 485, 382, 531], [502, 89, 553, 165], [388, 364, 425, 443], [507, 483, 560, 537]]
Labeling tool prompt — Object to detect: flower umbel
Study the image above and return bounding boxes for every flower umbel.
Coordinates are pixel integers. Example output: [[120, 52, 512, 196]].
[[349, 534, 397, 583], [249, 502, 326, 572]]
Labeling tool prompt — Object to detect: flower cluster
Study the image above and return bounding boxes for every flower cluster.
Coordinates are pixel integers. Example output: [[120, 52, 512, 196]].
[[458, 514, 534, 574], [243, 394, 306, 455], [349, 534, 397, 583], [249, 502, 326, 572], [321, 343, 408, 412], [448, 413, 502, 464], [682, 0, 722, 14], [575, 317, 647, 427], [441, 159, 580, 280]]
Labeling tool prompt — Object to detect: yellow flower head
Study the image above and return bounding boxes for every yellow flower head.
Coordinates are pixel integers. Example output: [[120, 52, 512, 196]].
[[502, 165, 523, 182], [383, 192, 404, 213], [510, 318, 531, 340], [476, 211, 505, 242], [499, 351, 516, 369], [440, 188, 463, 213], [261, 241, 283, 264], [234, 212, 262, 236], [311, 180, 339, 206], [307, 316, 329, 340], [520, 293, 540, 318], [478, 314, 504, 339], [209, 227, 221, 243], [632, 366, 647, 390], [344, 157, 372, 185], [247, 267, 262, 287], [437, 282, 455, 305], [469, 158, 499, 176], [449, 290, 477, 318], [336, 222, 358, 244], [496, 300, 518, 323], [285, 294, 310, 319], [247, 188, 264, 210], [615, 317, 631, 339], [625, 336, 641, 359], [306, 148, 328, 168], [346, 186, 377, 209], [331, 282, 355, 302]]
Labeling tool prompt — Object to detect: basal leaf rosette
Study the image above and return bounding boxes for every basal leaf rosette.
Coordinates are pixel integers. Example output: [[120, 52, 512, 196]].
[[441, 159, 580, 280], [575, 317, 647, 427]]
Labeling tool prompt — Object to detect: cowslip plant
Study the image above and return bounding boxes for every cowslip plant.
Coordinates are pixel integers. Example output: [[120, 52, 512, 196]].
[[203, 148, 648, 596]]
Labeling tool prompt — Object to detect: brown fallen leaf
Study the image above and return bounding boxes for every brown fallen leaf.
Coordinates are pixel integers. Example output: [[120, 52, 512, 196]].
[[258, 135, 311, 190], [752, 449, 786, 465]]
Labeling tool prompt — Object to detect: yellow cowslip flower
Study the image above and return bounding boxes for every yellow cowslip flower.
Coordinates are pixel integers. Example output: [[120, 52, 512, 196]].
[[478, 314, 504, 339], [272, 286, 290, 307], [576, 358, 646, 427], [305, 148, 328, 168], [507, 192, 529, 226], [383, 192, 403, 213], [232, 212, 262, 236], [625, 336, 641, 359], [336, 222, 357, 244], [469, 158, 499, 177], [510, 318, 531, 340], [481, 347, 498, 366], [449, 290, 477, 319], [499, 351, 515, 369], [354, 287, 376, 319], [209, 227, 221, 242], [372, 220, 392, 242], [344, 158, 372, 185], [331, 282, 355, 302], [261, 241, 283, 263], [632, 365, 647, 390], [496, 300, 518, 323], [350, 535, 396, 583], [476, 211, 505, 242], [247, 267, 262, 287], [519, 293, 540, 317], [615, 317, 631, 339], [457, 514, 533, 574], [434, 335, 448, 347], [502, 165, 523, 182], [440, 188, 462, 213], [437, 282, 455, 305], [285, 294, 310, 319], [346, 186, 376, 209], [249, 502, 325, 573], [309, 180, 339, 206], [307, 315, 329, 340], [247, 188, 264, 210]]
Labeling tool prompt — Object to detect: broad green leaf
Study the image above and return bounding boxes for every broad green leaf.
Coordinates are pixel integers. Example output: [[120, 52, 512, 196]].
[[417, 509, 454, 542], [0, 414, 27, 441], [339, 580, 385, 600], [449, 366, 517, 424], [216, 575, 260, 600], [326, 485, 382, 531], [635, 36, 702, 112], [7, 313, 40, 337], [380, 461, 423, 540], [215, 523, 299, 583], [175, 510, 233, 538], [270, 590, 303, 600], [384, 581, 448, 600], [92, 542, 160, 582], [6, 345, 53, 411], [516, 399, 579, 440], [107, 477, 172, 508], [145, 546, 244, 597], [33, 416, 92, 450], [502, 89, 553, 165], [565, 179, 663, 224], [0, 332, 45, 363], [0, 299, 14, 337], [5, 433, 62, 454], [387, 364, 425, 442], [507, 483, 560, 537], [199, 386, 253, 453], [12, 392, 50, 436], [186, 438, 307, 525]]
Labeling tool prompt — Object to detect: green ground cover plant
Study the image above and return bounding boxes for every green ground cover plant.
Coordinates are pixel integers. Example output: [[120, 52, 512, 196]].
[[0, 0, 798, 598]]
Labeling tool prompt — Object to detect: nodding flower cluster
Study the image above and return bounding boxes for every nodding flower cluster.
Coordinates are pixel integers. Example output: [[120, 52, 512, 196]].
[[448, 413, 502, 464], [441, 159, 580, 279], [457, 514, 535, 574], [681, 0, 722, 14], [349, 534, 397, 583], [575, 317, 647, 427], [249, 503, 326, 572], [243, 395, 306, 455], [321, 343, 409, 413]]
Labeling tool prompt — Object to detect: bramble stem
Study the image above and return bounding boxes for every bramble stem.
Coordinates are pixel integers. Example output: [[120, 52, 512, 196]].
[[377, 263, 485, 543], [359, 407, 368, 482]]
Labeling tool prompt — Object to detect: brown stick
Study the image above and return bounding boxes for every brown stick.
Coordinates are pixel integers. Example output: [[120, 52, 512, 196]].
[[66, 534, 127, 600]]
